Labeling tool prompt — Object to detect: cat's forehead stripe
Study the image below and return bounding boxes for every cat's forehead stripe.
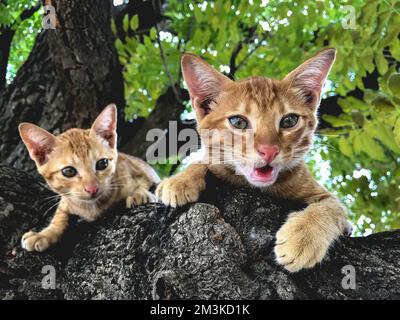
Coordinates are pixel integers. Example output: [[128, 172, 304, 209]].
[[238, 77, 284, 112], [59, 129, 91, 159]]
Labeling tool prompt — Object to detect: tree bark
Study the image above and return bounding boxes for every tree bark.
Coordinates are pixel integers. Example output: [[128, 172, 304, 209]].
[[0, 0, 124, 172], [1, 164, 399, 300], [121, 86, 191, 160]]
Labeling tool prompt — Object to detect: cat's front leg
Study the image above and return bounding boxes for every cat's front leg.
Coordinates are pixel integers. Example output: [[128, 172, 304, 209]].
[[21, 205, 70, 252], [156, 163, 208, 207], [126, 187, 157, 207], [274, 197, 348, 272], [271, 164, 350, 272]]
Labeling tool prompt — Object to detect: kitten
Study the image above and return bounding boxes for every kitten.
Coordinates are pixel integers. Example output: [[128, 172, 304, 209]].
[[156, 49, 351, 272], [19, 104, 160, 252]]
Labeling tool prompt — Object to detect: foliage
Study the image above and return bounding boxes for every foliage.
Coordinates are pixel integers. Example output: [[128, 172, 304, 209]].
[[0, 0, 41, 83], [116, 0, 339, 117], [317, 0, 400, 235]]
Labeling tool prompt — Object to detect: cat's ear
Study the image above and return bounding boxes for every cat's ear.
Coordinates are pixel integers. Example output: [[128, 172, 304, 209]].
[[90, 104, 117, 149], [18, 123, 56, 166], [181, 53, 232, 119], [283, 48, 336, 107]]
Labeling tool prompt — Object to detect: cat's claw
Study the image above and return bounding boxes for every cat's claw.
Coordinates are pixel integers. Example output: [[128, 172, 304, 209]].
[[126, 189, 157, 208], [21, 231, 51, 252], [345, 220, 353, 236], [156, 176, 205, 208], [274, 212, 331, 273]]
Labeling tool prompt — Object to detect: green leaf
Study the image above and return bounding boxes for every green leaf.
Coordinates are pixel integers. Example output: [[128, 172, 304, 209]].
[[360, 132, 386, 161], [111, 19, 117, 35], [361, 47, 375, 73], [375, 52, 388, 75], [366, 121, 400, 154], [379, 64, 397, 93], [395, 118, 400, 147], [150, 27, 157, 40], [372, 93, 395, 111], [193, 5, 202, 23], [381, 14, 400, 48], [339, 136, 353, 158], [115, 38, 124, 53], [130, 15, 139, 31], [353, 132, 362, 154], [0, 3, 12, 25], [351, 110, 364, 127], [388, 73, 400, 96], [360, 0, 379, 25], [223, 1, 231, 12], [125, 37, 138, 55], [123, 15, 129, 33], [390, 38, 400, 61], [338, 97, 370, 113], [322, 114, 353, 127]]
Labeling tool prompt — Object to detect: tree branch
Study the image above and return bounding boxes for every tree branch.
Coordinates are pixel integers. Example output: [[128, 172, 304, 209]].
[[120, 86, 190, 159], [234, 33, 269, 75], [228, 41, 243, 79], [152, 0, 182, 104], [1, 165, 399, 299]]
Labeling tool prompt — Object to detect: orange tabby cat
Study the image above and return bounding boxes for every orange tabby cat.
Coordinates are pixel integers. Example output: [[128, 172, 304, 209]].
[[19, 104, 159, 252], [156, 49, 351, 272]]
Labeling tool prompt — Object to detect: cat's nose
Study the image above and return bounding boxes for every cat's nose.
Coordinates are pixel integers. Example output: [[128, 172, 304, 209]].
[[257, 145, 279, 163], [84, 184, 99, 197]]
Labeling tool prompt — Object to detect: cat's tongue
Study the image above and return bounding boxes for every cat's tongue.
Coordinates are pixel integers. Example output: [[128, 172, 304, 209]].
[[252, 165, 275, 182]]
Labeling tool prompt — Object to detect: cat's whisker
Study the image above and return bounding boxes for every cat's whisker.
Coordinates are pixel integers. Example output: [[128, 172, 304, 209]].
[[40, 194, 62, 202], [42, 199, 61, 217]]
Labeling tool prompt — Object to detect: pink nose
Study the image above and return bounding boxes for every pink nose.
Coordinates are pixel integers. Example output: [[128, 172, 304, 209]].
[[257, 145, 279, 163], [84, 184, 99, 196]]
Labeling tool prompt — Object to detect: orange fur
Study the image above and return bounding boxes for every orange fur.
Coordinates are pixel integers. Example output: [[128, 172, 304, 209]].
[[157, 49, 351, 272], [19, 104, 159, 252]]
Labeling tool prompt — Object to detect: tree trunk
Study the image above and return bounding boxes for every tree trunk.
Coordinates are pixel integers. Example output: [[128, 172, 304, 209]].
[[1, 164, 399, 300], [121, 86, 192, 160], [0, 0, 124, 172], [0, 28, 14, 92]]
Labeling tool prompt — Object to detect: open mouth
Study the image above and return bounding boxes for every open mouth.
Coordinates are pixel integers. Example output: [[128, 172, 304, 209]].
[[249, 164, 278, 185]]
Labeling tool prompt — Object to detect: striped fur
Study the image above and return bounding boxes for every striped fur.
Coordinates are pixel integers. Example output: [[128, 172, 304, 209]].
[[157, 49, 351, 272], [19, 104, 159, 252]]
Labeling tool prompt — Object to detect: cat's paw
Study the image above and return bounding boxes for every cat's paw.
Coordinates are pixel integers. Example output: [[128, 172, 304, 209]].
[[126, 189, 157, 208], [156, 175, 205, 207], [21, 231, 51, 252], [274, 213, 330, 273]]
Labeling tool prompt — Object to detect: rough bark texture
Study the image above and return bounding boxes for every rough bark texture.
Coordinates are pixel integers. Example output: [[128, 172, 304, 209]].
[[1, 164, 399, 300], [121, 86, 191, 160], [0, 0, 124, 172]]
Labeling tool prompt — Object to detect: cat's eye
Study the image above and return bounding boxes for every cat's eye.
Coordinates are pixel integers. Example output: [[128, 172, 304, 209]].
[[96, 158, 109, 171], [280, 114, 299, 129], [61, 166, 77, 178], [228, 116, 248, 130]]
